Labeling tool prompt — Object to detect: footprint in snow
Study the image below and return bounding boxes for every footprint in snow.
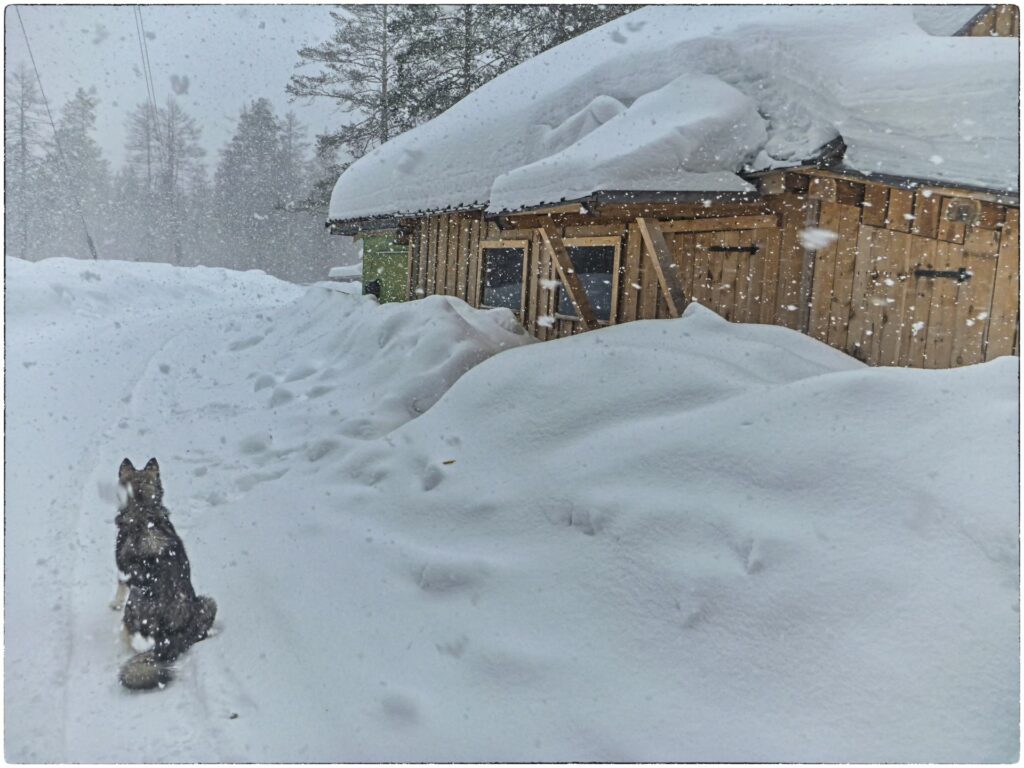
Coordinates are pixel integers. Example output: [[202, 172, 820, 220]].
[[416, 559, 489, 594], [228, 335, 264, 351], [436, 635, 469, 658], [235, 468, 288, 492], [268, 387, 294, 407], [734, 538, 766, 575], [421, 463, 444, 491], [283, 364, 318, 383], [238, 433, 271, 454], [306, 440, 339, 462], [380, 693, 419, 726], [252, 374, 276, 392]]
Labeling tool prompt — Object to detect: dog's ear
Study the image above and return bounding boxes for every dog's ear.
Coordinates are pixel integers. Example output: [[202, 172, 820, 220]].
[[119, 458, 136, 482], [144, 457, 160, 475]]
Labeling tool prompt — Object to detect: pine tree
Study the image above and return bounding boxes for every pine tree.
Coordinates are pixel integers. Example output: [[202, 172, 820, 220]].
[[214, 98, 284, 269], [180, 164, 216, 267], [276, 111, 309, 211], [108, 165, 147, 261], [154, 97, 205, 264], [518, 5, 642, 53], [155, 97, 204, 197], [123, 97, 204, 263], [305, 136, 348, 210], [37, 87, 110, 260], [4, 63, 48, 259], [392, 6, 525, 122], [288, 5, 411, 160], [125, 102, 160, 193]]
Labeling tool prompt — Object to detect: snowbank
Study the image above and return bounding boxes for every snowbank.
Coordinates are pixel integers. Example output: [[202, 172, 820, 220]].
[[5, 257, 1018, 762], [329, 5, 1017, 220]]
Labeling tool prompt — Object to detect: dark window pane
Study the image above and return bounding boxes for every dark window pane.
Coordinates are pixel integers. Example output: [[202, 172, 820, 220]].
[[481, 247, 524, 311], [557, 245, 615, 321]]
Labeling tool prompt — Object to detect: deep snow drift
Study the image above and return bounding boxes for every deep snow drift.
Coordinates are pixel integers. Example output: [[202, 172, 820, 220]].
[[5, 257, 1019, 762], [330, 5, 1017, 220]]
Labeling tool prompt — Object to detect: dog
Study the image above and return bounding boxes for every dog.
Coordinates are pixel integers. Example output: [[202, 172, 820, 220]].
[[114, 457, 217, 690]]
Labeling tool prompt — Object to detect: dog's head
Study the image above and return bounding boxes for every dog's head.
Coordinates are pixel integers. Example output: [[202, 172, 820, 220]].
[[118, 457, 164, 507]]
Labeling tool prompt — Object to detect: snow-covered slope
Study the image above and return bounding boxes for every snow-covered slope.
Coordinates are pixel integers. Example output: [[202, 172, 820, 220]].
[[329, 5, 1017, 220], [5, 257, 1019, 762]]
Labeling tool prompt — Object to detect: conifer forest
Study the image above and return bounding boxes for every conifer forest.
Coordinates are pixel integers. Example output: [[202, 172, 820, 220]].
[[5, 5, 634, 282]]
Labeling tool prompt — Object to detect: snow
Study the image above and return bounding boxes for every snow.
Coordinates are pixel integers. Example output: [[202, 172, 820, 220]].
[[6, 256, 1019, 762], [327, 263, 363, 284], [799, 226, 841, 250], [329, 5, 1017, 221]]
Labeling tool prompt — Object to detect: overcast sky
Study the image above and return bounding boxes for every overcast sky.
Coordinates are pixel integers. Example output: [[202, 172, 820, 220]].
[[6, 4, 347, 169]]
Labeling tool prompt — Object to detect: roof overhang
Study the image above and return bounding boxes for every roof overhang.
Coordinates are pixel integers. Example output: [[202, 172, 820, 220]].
[[327, 215, 404, 236], [327, 149, 1017, 235]]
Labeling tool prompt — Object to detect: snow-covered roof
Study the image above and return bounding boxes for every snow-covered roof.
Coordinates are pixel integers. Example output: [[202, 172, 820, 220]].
[[329, 5, 1018, 222]]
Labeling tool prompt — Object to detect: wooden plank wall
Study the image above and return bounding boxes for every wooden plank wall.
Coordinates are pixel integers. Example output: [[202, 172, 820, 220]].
[[964, 4, 1020, 37], [403, 175, 1019, 369], [793, 171, 1018, 367]]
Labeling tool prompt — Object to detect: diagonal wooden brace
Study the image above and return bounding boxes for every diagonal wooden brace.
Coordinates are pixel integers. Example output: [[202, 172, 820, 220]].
[[537, 219, 597, 331], [636, 217, 686, 317]]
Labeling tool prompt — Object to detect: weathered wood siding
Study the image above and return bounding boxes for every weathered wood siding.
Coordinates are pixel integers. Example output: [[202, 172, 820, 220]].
[[963, 4, 1020, 37], [402, 172, 1019, 369], [791, 171, 1019, 367]]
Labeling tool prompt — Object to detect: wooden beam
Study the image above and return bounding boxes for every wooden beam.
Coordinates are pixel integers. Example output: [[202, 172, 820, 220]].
[[536, 221, 597, 331], [755, 170, 788, 196], [589, 200, 766, 220], [658, 214, 778, 234], [810, 168, 1018, 206], [636, 217, 686, 318], [798, 199, 822, 334], [986, 209, 1020, 360]]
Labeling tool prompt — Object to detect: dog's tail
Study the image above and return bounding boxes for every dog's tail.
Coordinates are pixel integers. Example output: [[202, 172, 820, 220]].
[[119, 650, 173, 690], [119, 596, 217, 691]]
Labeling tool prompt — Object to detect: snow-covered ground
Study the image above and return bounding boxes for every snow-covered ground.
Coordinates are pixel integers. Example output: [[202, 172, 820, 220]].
[[5, 256, 1019, 762]]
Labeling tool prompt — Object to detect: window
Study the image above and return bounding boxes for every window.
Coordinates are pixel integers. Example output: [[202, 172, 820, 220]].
[[554, 239, 620, 323], [479, 241, 527, 312]]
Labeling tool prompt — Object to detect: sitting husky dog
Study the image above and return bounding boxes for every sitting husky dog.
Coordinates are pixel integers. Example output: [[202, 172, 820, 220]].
[[114, 457, 217, 690]]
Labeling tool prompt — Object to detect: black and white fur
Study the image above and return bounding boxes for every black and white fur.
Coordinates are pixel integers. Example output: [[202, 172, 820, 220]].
[[114, 458, 216, 690]]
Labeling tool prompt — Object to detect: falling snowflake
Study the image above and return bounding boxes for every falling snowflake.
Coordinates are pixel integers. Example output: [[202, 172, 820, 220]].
[[799, 227, 839, 250]]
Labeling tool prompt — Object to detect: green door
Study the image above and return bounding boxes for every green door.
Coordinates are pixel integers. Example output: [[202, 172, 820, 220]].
[[361, 235, 408, 303]]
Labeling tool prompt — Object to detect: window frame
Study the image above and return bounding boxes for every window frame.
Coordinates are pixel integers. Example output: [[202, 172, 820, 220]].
[[477, 239, 530, 316], [552, 235, 623, 325]]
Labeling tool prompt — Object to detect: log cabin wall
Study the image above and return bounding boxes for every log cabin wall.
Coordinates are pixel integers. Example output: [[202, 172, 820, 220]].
[[402, 171, 1019, 368]]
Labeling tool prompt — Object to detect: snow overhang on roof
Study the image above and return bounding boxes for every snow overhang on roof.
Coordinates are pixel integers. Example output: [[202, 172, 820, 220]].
[[328, 5, 1018, 225]]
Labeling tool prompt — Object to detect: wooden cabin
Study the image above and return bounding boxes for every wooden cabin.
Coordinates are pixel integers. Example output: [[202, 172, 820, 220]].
[[328, 6, 1019, 370]]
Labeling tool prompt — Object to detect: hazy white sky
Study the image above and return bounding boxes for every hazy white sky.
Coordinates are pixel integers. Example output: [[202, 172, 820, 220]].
[[6, 4, 347, 169]]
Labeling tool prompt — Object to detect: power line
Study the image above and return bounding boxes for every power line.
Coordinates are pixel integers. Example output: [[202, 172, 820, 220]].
[[133, 5, 167, 166], [14, 6, 99, 260]]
